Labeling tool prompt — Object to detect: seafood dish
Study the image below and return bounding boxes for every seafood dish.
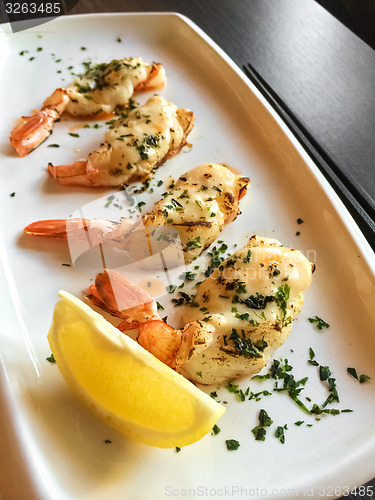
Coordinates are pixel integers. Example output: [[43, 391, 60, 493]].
[[47, 95, 195, 186], [84, 235, 314, 384], [24, 163, 249, 263], [10, 57, 166, 156]]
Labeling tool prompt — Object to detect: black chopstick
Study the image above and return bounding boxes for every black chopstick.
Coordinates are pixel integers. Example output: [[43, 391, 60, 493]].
[[243, 62, 375, 250]]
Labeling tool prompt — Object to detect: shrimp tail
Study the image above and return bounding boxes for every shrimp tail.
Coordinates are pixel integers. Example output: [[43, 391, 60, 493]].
[[24, 219, 71, 239], [24, 218, 118, 244], [10, 109, 58, 157], [10, 89, 70, 157], [48, 160, 95, 186], [85, 269, 158, 319]]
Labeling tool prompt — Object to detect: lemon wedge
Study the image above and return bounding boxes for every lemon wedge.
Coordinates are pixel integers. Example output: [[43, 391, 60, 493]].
[[47, 291, 225, 448]]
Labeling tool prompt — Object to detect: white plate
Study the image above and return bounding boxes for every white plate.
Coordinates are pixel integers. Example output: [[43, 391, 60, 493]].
[[1, 12, 375, 500]]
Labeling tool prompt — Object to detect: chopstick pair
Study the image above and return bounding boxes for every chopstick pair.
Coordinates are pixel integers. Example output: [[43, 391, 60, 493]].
[[243, 62, 375, 250]]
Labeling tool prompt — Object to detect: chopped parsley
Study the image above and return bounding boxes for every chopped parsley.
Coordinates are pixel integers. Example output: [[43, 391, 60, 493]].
[[275, 284, 290, 321], [47, 143, 60, 148], [228, 329, 267, 358], [204, 243, 229, 276], [259, 409, 273, 427], [252, 427, 267, 441], [347, 367, 371, 384], [10, 192, 16, 197], [137, 201, 146, 212], [46, 354, 55, 363], [186, 236, 202, 249], [253, 359, 311, 414], [212, 424, 221, 435], [297, 218, 304, 224], [68, 132, 80, 138], [225, 439, 240, 450], [252, 409, 273, 441], [234, 293, 275, 310], [243, 249, 252, 263], [275, 425, 287, 444], [308, 316, 330, 331]]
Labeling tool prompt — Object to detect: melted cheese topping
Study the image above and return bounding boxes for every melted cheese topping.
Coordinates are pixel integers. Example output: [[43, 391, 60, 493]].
[[175, 236, 313, 384], [145, 164, 249, 262], [65, 57, 165, 116], [84, 96, 193, 186]]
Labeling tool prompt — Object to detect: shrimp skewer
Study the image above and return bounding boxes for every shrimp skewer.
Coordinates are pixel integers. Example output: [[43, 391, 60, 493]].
[[10, 58, 166, 157], [85, 235, 314, 384], [24, 164, 249, 263], [47, 96, 194, 187]]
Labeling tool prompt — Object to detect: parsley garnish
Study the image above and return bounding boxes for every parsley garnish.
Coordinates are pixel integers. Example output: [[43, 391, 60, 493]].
[[347, 367, 371, 384], [228, 329, 267, 358], [308, 316, 330, 330], [275, 425, 287, 444], [251, 409, 273, 441], [46, 354, 56, 363], [275, 284, 290, 320], [137, 201, 146, 212], [252, 427, 267, 441], [259, 409, 273, 427], [243, 249, 252, 263], [234, 293, 275, 310], [204, 243, 229, 276], [186, 236, 202, 249], [212, 424, 221, 435], [225, 439, 240, 450]]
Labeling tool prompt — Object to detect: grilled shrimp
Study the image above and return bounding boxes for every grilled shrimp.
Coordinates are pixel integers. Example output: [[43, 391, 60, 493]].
[[47, 96, 195, 187], [24, 164, 249, 263], [84, 235, 314, 384], [10, 57, 166, 157]]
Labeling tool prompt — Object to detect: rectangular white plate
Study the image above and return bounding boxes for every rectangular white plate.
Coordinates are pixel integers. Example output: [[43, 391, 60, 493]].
[[1, 12, 375, 500]]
